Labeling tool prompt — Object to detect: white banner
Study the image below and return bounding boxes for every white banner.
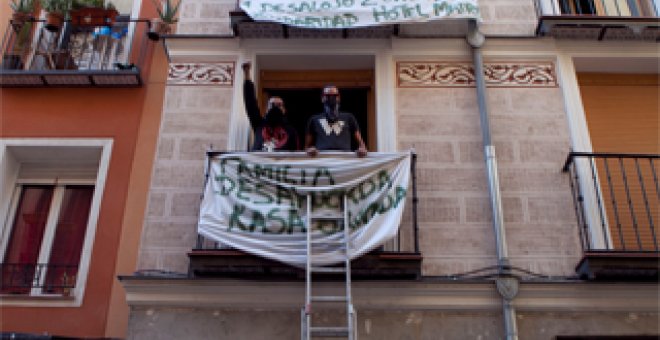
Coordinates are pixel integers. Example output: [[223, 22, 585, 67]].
[[198, 152, 411, 267], [239, 0, 480, 29]]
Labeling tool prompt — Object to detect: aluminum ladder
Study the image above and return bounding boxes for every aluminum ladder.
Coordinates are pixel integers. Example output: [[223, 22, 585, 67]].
[[302, 193, 356, 340]]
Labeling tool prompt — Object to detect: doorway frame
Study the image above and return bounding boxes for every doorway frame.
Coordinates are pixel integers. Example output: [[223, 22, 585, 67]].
[[228, 40, 396, 152], [259, 69, 377, 150]]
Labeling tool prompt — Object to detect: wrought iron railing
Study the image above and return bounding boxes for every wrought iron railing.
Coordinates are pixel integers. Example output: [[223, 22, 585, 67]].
[[563, 152, 659, 252], [536, 0, 659, 17], [1, 263, 77, 295], [1, 17, 150, 85], [195, 151, 420, 254]]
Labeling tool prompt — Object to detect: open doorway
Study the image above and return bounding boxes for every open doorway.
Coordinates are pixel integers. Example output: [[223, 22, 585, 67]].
[[264, 87, 370, 151], [255, 55, 376, 150]]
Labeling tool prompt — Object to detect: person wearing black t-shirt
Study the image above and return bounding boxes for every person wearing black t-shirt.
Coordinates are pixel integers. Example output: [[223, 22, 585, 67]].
[[305, 85, 367, 158], [242, 62, 299, 151]]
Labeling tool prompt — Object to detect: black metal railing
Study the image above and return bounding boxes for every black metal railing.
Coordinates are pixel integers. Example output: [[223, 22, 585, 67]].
[[1, 17, 150, 86], [536, 0, 659, 17], [195, 151, 420, 254], [1, 263, 78, 295], [563, 152, 660, 252]]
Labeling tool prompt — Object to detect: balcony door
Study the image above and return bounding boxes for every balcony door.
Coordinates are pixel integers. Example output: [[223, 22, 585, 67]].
[[258, 70, 376, 151], [578, 72, 659, 251]]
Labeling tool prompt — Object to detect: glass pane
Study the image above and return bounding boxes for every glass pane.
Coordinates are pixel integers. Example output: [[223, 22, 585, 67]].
[[1, 186, 54, 294], [43, 186, 94, 294]]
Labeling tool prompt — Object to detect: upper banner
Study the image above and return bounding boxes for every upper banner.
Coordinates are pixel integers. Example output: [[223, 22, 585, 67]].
[[198, 152, 411, 267], [239, 0, 479, 29]]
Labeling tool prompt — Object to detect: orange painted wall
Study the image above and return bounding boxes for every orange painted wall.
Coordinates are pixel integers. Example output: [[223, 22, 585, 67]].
[[0, 0, 166, 338]]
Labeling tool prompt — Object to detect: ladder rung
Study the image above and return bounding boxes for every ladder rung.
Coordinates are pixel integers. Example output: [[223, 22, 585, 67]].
[[311, 266, 346, 273], [310, 326, 350, 337], [311, 295, 347, 302]]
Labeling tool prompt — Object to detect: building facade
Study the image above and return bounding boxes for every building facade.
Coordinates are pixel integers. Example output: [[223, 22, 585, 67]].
[[0, 0, 167, 338], [2, 0, 658, 339]]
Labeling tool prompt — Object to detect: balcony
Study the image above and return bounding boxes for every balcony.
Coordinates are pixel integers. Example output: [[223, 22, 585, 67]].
[[188, 151, 422, 280], [535, 0, 660, 41], [563, 152, 660, 281], [0, 263, 77, 296], [0, 17, 150, 88]]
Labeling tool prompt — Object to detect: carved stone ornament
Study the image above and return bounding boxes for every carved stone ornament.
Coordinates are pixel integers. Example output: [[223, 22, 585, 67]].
[[397, 62, 558, 88], [167, 63, 235, 86], [496, 276, 520, 301]]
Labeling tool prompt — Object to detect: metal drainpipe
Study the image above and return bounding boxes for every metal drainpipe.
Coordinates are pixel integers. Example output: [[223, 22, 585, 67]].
[[466, 20, 519, 340]]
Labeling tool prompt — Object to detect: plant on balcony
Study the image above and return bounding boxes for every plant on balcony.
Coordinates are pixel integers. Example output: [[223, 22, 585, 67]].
[[9, 0, 36, 32], [40, 0, 72, 32], [148, 0, 180, 41], [70, 0, 119, 28], [1, 18, 33, 70]]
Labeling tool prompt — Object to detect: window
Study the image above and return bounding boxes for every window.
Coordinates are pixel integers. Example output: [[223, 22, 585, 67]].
[[0, 140, 111, 303]]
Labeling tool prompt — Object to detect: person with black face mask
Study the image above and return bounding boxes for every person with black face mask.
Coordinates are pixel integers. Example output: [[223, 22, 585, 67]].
[[242, 62, 299, 151], [305, 85, 367, 157]]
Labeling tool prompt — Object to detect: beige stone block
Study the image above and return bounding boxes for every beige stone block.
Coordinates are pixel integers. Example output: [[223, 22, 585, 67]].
[[160, 250, 191, 274], [179, 136, 228, 161], [491, 115, 569, 138], [450, 89, 479, 114], [419, 226, 495, 256], [152, 163, 205, 189], [465, 196, 524, 223], [506, 224, 582, 257], [396, 88, 451, 113], [398, 115, 481, 138], [142, 221, 198, 248], [162, 112, 229, 134], [499, 168, 569, 193], [527, 195, 576, 223], [479, 22, 537, 37], [157, 137, 175, 160], [164, 88, 184, 110], [417, 168, 488, 192], [492, 3, 537, 21], [199, 3, 235, 19], [504, 88, 566, 115], [509, 257, 580, 276], [422, 257, 498, 276], [177, 21, 233, 35], [171, 193, 202, 217], [519, 140, 570, 164], [417, 197, 461, 223], [136, 249, 160, 270], [147, 192, 167, 217], [179, 2, 198, 19], [182, 87, 234, 110], [458, 140, 515, 164], [484, 88, 510, 113], [398, 141, 455, 163]]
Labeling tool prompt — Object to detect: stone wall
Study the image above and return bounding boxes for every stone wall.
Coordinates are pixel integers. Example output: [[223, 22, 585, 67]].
[[172, 0, 540, 37], [128, 307, 659, 340], [138, 63, 236, 273], [396, 60, 580, 277]]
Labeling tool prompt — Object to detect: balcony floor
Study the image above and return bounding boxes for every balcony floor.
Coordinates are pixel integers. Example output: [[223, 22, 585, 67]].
[[189, 249, 422, 280], [0, 69, 142, 88], [575, 251, 659, 281]]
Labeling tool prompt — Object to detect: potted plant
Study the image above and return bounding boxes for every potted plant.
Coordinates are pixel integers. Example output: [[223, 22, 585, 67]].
[[1, 19, 33, 70], [148, 0, 180, 41], [9, 0, 35, 32], [41, 0, 72, 32], [70, 0, 119, 27]]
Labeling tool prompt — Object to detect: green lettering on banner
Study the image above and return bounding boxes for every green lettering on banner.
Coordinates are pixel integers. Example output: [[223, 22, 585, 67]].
[[236, 178, 253, 201], [313, 167, 335, 186], [288, 209, 306, 233], [267, 208, 287, 233], [228, 204, 247, 231], [253, 182, 274, 205], [214, 175, 235, 195], [250, 210, 265, 232]]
